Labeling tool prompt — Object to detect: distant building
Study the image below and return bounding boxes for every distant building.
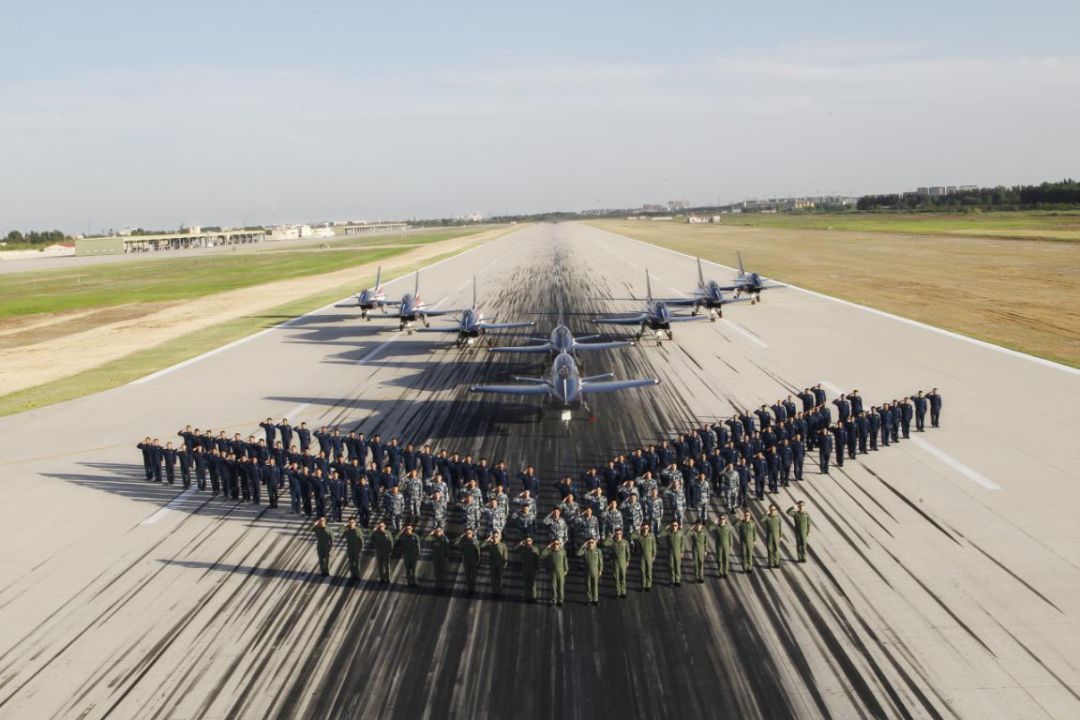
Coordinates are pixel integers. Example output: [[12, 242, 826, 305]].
[[342, 222, 409, 236], [686, 214, 709, 224], [642, 204, 665, 213], [75, 229, 265, 256], [667, 200, 690, 211]]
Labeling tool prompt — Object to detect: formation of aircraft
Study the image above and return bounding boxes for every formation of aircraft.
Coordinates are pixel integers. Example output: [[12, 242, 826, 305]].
[[660, 258, 751, 320], [469, 350, 659, 418], [592, 270, 706, 345], [417, 277, 534, 348]]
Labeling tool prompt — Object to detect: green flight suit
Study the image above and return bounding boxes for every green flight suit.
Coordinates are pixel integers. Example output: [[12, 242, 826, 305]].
[[541, 547, 569, 604], [786, 508, 811, 562], [484, 541, 509, 594], [313, 525, 333, 576], [708, 522, 734, 577], [516, 544, 541, 600], [396, 532, 421, 585], [659, 527, 687, 585], [426, 533, 451, 589], [341, 526, 365, 579], [737, 519, 757, 572], [457, 536, 481, 593], [577, 545, 604, 603], [603, 537, 631, 597], [764, 514, 783, 567], [631, 532, 657, 589], [369, 528, 394, 582], [688, 527, 709, 582]]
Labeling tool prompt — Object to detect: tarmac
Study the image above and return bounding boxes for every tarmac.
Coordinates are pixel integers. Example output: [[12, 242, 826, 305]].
[[0, 222, 1077, 719]]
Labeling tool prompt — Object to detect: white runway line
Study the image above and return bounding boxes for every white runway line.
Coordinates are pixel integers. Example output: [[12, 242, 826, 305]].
[[285, 403, 310, 421], [910, 435, 1001, 490], [821, 381, 844, 394], [604, 229, 1080, 377], [724, 321, 769, 348], [357, 340, 396, 364], [140, 487, 198, 525]]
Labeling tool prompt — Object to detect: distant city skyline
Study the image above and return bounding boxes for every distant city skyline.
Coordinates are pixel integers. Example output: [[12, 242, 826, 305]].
[[2, 1, 1078, 233]]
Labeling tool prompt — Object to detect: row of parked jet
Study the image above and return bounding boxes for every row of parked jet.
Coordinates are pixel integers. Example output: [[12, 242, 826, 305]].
[[344, 254, 783, 419]]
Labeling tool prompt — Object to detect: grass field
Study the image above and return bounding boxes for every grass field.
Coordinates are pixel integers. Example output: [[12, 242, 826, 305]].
[[0, 246, 481, 416], [590, 218, 1080, 367], [703, 211, 1080, 242], [0, 227, 486, 320]]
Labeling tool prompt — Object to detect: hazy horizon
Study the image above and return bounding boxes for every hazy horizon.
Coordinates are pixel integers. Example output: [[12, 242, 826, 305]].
[[2, 1, 1078, 234]]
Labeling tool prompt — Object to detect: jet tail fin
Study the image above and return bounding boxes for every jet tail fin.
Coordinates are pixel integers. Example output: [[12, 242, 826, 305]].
[[472, 275, 478, 309], [414, 270, 420, 296], [697, 257, 705, 287], [645, 270, 653, 303], [375, 266, 382, 290], [737, 251, 745, 276]]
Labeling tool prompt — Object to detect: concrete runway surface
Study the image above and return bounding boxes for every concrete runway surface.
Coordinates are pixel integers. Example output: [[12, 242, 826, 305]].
[[1, 222, 1078, 719]]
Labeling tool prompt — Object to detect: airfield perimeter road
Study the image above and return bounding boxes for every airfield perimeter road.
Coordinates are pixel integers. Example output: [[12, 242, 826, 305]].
[[1, 223, 1078, 719]]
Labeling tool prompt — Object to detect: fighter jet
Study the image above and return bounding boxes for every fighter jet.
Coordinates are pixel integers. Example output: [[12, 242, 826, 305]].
[[469, 350, 659, 420], [417, 277, 534, 348], [660, 258, 751, 321], [723, 252, 785, 304], [392, 271, 461, 333], [353, 266, 397, 320], [592, 270, 706, 344], [488, 298, 633, 359]]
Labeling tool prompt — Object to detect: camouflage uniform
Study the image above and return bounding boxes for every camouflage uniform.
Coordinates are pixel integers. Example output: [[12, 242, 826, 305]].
[[543, 514, 568, 546], [690, 475, 712, 523], [584, 489, 606, 516], [719, 468, 739, 509], [513, 506, 536, 537], [600, 506, 624, 540], [480, 504, 507, 539], [383, 491, 405, 532], [576, 514, 600, 545], [577, 544, 604, 604], [460, 500, 481, 534], [644, 494, 665, 534], [425, 493, 448, 530], [620, 497, 643, 535], [664, 485, 686, 526], [402, 474, 424, 523]]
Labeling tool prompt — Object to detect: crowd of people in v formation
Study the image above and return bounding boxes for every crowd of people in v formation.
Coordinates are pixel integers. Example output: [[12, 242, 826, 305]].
[[136, 384, 942, 605]]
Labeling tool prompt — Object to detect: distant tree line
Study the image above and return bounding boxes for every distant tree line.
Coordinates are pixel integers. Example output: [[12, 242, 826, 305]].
[[857, 179, 1080, 211], [3, 229, 72, 247]]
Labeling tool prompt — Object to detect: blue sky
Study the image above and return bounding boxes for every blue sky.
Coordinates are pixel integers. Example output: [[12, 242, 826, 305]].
[[2, 1, 1078, 232]]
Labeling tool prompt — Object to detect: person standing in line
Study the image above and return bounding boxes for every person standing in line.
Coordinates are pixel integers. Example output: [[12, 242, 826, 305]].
[[313, 516, 333, 577], [541, 539, 569, 607], [786, 501, 812, 563], [737, 509, 757, 573], [764, 504, 784, 568]]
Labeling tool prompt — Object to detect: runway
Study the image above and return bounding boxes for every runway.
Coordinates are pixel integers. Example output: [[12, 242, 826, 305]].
[[1, 222, 1077, 719]]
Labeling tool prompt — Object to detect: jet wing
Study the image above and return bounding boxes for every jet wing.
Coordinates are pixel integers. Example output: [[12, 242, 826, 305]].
[[480, 321, 535, 330], [592, 314, 649, 325], [487, 343, 552, 354], [575, 340, 634, 351], [468, 383, 551, 396], [667, 314, 710, 323], [582, 378, 660, 394], [414, 325, 462, 333], [659, 297, 698, 306], [757, 281, 785, 289], [418, 308, 462, 317]]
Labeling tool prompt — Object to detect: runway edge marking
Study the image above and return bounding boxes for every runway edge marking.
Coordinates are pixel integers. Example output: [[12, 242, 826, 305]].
[[599, 227, 1080, 378], [130, 237, 507, 385], [909, 436, 1002, 490]]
